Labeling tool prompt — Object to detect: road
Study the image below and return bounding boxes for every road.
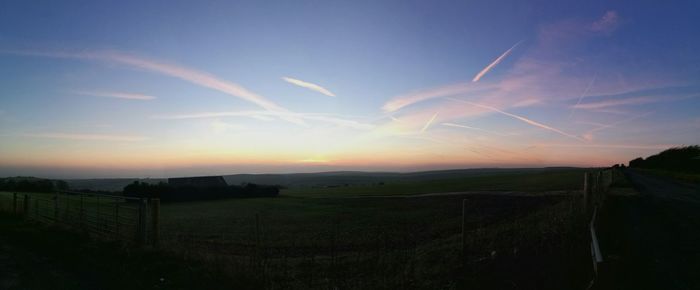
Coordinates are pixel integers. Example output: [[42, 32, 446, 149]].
[[597, 169, 700, 289]]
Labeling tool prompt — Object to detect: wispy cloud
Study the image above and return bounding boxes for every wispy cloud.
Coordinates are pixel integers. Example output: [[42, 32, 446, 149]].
[[420, 113, 438, 133], [441, 122, 506, 136], [535, 143, 675, 150], [22, 132, 147, 142], [447, 97, 584, 141], [591, 11, 620, 33], [152, 110, 375, 130], [76, 90, 156, 100], [568, 74, 596, 119], [472, 41, 522, 82], [572, 96, 657, 110], [581, 111, 653, 141], [4, 49, 303, 124], [382, 82, 494, 112], [282, 77, 336, 97]]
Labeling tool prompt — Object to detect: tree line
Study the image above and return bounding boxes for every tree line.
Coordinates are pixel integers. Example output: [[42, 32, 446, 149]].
[[629, 145, 700, 173], [122, 181, 279, 202], [0, 177, 69, 193]]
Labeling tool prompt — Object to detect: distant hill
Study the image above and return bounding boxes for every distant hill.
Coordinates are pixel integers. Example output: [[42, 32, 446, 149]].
[[221, 168, 571, 188], [62, 168, 578, 192], [65, 178, 165, 192]]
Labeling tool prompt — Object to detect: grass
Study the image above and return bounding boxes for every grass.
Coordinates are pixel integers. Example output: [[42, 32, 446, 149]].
[[0, 168, 596, 289], [154, 168, 593, 288], [283, 168, 588, 197], [0, 212, 238, 290], [633, 168, 700, 184]]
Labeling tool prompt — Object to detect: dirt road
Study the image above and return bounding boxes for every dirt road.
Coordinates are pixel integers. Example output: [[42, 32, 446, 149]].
[[597, 169, 700, 289]]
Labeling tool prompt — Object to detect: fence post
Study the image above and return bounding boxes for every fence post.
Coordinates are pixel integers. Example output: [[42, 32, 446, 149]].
[[23, 194, 30, 219], [583, 173, 591, 213], [461, 199, 468, 259], [115, 201, 120, 239], [54, 192, 59, 222], [137, 198, 148, 246], [151, 198, 160, 247], [13, 193, 18, 214], [255, 213, 261, 266], [80, 193, 85, 227]]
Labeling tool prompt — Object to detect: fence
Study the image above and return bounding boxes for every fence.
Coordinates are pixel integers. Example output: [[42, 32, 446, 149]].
[[583, 169, 615, 287], [0, 190, 159, 246]]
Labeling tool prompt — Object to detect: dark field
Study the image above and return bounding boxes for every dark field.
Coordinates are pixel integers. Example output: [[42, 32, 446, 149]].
[[1, 168, 597, 289]]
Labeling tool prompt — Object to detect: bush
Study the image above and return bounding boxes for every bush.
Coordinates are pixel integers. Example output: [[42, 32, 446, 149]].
[[628, 146, 700, 173], [122, 181, 279, 202], [0, 177, 69, 193]]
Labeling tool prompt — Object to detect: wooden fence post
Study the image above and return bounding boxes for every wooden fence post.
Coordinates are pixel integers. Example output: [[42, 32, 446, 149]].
[[151, 198, 160, 247], [461, 199, 468, 259], [137, 198, 148, 246], [79, 193, 85, 227], [13, 192, 18, 214], [23, 194, 30, 219], [583, 173, 591, 213], [114, 201, 120, 239], [54, 192, 59, 222]]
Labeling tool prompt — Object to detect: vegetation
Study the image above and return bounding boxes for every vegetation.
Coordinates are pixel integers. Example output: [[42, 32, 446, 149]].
[[629, 145, 700, 173], [0, 176, 69, 193], [0, 168, 596, 289], [283, 168, 588, 197], [123, 181, 279, 202], [0, 212, 236, 290]]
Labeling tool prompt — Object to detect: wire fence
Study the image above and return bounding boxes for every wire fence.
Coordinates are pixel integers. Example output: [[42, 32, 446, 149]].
[[0, 191, 157, 245], [584, 168, 616, 288]]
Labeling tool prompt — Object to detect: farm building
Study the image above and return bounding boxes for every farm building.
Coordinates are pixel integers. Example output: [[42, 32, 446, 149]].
[[168, 176, 228, 188]]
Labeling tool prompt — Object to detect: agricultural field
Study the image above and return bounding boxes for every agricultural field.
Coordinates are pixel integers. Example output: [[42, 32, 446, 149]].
[[1, 168, 598, 289], [155, 168, 593, 289]]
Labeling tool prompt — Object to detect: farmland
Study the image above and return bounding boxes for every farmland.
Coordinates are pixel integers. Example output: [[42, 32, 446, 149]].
[[154, 168, 593, 289], [1, 168, 597, 289]]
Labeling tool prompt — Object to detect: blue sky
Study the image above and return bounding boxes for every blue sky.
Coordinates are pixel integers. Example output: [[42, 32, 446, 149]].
[[1, 0, 699, 178]]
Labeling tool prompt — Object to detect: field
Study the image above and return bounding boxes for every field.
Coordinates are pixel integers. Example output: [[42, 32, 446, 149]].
[[154, 168, 593, 289], [1, 168, 596, 289]]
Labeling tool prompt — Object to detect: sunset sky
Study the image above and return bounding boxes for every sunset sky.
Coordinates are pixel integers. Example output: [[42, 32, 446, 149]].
[[1, 1, 699, 178]]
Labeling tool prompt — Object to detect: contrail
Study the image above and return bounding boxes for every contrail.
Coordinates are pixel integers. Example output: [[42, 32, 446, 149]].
[[22, 132, 147, 142], [472, 41, 522, 82], [441, 122, 506, 136], [447, 97, 584, 141], [76, 90, 156, 100], [420, 113, 439, 133], [152, 110, 375, 130], [569, 74, 597, 119], [3, 49, 303, 124], [282, 77, 336, 97]]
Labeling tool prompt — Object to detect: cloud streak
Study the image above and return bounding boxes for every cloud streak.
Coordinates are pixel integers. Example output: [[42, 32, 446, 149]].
[[152, 110, 375, 130], [22, 133, 147, 142], [282, 77, 336, 97], [76, 90, 156, 100], [472, 41, 522, 82], [447, 97, 584, 141], [5, 49, 303, 124], [568, 74, 596, 119], [382, 82, 494, 112], [420, 113, 438, 133], [441, 122, 507, 136]]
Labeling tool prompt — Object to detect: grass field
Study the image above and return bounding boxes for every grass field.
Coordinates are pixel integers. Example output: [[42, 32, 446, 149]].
[[153, 168, 593, 289], [1, 168, 597, 289], [282, 168, 588, 197]]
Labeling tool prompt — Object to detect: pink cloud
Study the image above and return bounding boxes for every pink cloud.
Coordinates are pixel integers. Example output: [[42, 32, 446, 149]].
[[591, 11, 620, 33]]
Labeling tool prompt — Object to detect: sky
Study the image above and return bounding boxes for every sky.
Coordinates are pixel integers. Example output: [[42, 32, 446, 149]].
[[1, 0, 699, 178]]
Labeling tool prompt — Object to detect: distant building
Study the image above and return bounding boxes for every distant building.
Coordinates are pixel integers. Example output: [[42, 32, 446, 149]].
[[168, 176, 227, 188]]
